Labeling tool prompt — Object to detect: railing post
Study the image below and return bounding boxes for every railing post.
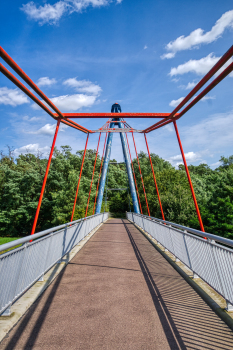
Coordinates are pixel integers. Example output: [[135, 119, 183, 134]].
[[173, 121, 205, 232], [31, 118, 61, 236]]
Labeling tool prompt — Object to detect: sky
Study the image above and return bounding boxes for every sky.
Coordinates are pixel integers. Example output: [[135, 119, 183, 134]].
[[0, 0, 233, 167]]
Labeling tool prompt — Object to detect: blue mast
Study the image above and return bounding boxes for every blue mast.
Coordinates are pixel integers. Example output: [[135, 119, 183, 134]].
[[95, 104, 140, 214]]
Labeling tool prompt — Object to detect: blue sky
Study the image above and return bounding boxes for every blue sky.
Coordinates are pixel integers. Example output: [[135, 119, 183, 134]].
[[0, 0, 233, 167]]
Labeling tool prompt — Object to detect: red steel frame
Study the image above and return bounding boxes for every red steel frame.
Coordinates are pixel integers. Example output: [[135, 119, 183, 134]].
[[1, 45, 233, 234], [144, 134, 165, 221], [70, 134, 89, 222], [93, 133, 108, 214], [173, 121, 205, 232], [132, 133, 150, 216], [31, 118, 61, 235], [85, 133, 102, 217]]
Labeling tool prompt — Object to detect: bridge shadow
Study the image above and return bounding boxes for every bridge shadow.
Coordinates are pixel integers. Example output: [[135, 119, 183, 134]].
[[122, 219, 233, 350], [2, 262, 67, 350]]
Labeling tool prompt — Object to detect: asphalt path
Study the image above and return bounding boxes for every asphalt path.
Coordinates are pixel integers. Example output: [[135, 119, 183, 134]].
[[1, 219, 233, 349]]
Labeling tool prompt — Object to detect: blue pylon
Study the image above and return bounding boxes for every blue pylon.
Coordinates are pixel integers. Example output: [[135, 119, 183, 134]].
[[95, 104, 140, 214]]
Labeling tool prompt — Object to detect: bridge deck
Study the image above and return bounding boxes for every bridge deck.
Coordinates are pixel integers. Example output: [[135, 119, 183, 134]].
[[1, 219, 233, 349]]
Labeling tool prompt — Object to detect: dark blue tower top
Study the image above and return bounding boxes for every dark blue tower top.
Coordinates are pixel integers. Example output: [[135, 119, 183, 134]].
[[111, 103, 121, 113]]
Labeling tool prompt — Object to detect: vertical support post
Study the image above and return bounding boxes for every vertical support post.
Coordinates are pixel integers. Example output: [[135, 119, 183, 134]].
[[31, 118, 61, 235], [93, 133, 108, 214], [125, 133, 143, 214], [131, 132, 150, 216], [173, 121, 205, 232], [118, 122, 140, 213], [85, 133, 102, 217], [95, 122, 115, 213], [70, 133, 89, 222], [144, 134, 165, 221]]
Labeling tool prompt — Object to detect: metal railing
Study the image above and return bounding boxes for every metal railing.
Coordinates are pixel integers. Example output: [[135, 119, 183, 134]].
[[0, 212, 109, 315], [127, 212, 233, 309]]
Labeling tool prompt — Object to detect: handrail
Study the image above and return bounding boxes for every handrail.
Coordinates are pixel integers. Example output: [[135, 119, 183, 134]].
[[128, 212, 233, 248], [0, 213, 105, 253]]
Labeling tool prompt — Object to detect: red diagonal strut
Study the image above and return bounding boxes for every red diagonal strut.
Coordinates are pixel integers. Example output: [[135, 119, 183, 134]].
[[70, 134, 89, 222], [144, 134, 165, 220], [132, 132, 150, 216], [85, 133, 102, 217], [173, 121, 205, 232], [31, 118, 61, 235], [93, 132, 108, 214]]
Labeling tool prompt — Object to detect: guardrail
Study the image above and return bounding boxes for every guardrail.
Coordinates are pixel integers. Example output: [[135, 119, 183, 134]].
[[0, 212, 109, 315], [126, 212, 233, 310]]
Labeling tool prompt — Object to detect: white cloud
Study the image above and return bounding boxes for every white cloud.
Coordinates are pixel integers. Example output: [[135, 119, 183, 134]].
[[162, 10, 233, 58], [21, 0, 120, 25], [144, 45, 148, 50], [182, 111, 233, 150], [26, 123, 68, 136], [37, 77, 57, 87], [14, 144, 51, 157], [63, 78, 101, 95], [32, 93, 97, 111], [0, 87, 30, 106], [169, 53, 233, 77], [22, 116, 42, 121], [21, 1, 68, 25], [179, 81, 196, 90], [169, 97, 184, 107], [201, 95, 215, 101], [169, 151, 201, 166]]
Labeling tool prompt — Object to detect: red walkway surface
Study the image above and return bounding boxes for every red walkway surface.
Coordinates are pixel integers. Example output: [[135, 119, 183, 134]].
[[1, 219, 233, 349]]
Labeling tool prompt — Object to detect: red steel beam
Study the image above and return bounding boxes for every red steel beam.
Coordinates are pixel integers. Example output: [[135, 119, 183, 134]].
[[93, 132, 108, 214], [144, 45, 233, 133], [85, 133, 102, 217], [132, 132, 150, 216], [54, 113, 178, 118], [0, 63, 91, 133], [31, 118, 61, 235], [125, 133, 143, 214], [144, 134, 165, 221], [173, 121, 205, 232], [0, 47, 64, 119], [70, 134, 89, 222]]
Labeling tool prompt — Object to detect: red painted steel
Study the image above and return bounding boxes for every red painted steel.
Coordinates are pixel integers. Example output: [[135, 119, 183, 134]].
[[93, 133, 108, 214], [132, 133, 150, 216], [144, 45, 233, 133], [125, 133, 143, 214], [85, 133, 102, 217], [31, 119, 61, 236], [177, 62, 233, 121], [144, 134, 165, 221], [173, 121, 205, 232], [0, 63, 90, 134], [0, 47, 64, 119], [70, 134, 89, 222], [55, 113, 178, 118]]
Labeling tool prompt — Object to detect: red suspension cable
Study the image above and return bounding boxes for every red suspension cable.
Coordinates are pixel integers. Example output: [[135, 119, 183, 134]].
[[93, 132, 108, 214], [131, 133, 150, 216], [144, 134, 165, 220], [31, 118, 61, 235], [125, 133, 143, 214], [173, 121, 205, 232], [70, 134, 89, 222], [85, 133, 102, 217]]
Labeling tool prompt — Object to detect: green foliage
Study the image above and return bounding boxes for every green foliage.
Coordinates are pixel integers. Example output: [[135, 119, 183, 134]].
[[0, 147, 233, 240]]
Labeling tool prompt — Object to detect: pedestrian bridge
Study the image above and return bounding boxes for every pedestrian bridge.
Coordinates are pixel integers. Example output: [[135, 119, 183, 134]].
[[1, 45, 233, 348], [1, 214, 233, 349]]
